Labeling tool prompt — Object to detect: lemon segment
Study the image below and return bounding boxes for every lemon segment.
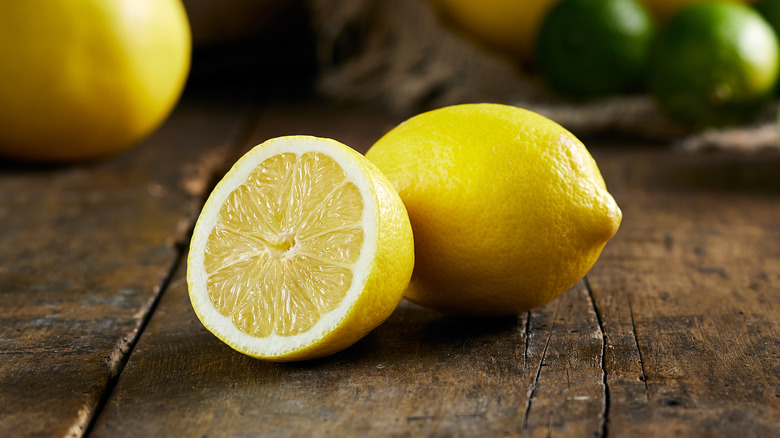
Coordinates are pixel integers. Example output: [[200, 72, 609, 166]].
[[188, 136, 414, 361]]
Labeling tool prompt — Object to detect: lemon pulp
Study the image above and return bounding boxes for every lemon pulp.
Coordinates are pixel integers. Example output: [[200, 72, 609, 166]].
[[203, 152, 365, 338]]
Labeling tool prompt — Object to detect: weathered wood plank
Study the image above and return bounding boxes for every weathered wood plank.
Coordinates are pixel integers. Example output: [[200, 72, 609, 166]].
[[91, 251, 611, 437], [90, 105, 610, 437], [91, 256, 522, 437], [522, 281, 606, 438], [589, 148, 780, 437], [0, 99, 249, 437], [88, 106, 780, 436]]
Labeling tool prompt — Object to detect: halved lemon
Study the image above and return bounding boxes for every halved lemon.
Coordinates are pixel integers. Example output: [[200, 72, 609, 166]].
[[187, 136, 414, 361]]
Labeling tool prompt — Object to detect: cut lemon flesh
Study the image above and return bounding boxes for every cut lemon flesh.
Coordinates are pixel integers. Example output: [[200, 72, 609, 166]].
[[204, 151, 364, 337], [188, 136, 414, 361]]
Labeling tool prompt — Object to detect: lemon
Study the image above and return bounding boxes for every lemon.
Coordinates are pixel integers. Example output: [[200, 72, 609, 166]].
[[536, 0, 655, 98], [366, 104, 621, 316], [187, 136, 414, 361], [647, 1, 779, 126], [0, 0, 191, 162], [427, 0, 559, 62]]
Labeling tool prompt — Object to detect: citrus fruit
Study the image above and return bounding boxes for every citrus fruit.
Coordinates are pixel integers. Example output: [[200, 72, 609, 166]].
[[647, 1, 779, 126], [187, 136, 414, 361], [640, 0, 755, 20], [0, 0, 191, 162], [365, 104, 622, 316], [427, 0, 559, 62], [536, 0, 655, 98]]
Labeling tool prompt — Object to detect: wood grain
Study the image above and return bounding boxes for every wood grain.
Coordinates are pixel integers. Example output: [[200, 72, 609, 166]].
[[522, 281, 606, 438], [91, 255, 614, 437], [589, 149, 780, 437], [0, 99, 249, 437]]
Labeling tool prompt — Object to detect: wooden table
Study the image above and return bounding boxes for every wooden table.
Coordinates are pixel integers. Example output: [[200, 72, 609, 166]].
[[2, 97, 779, 437]]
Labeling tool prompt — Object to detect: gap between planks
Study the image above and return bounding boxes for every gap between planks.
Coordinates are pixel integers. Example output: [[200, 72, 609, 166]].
[[78, 246, 186, 438], [77, 105, 259, 438], [585, 276, 610, 438]]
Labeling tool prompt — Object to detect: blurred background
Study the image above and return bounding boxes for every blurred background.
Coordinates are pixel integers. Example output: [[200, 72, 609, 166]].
[[183, 0, 780, 150], [3, 0, 780, 162]]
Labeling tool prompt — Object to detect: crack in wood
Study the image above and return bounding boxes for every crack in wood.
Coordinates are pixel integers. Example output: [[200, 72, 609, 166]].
[[522, 298, 561, 432], [76, 109, 259, 438], [585, 277, 609, 438], [405, 415, 436, 422], [628, 295, 650, 399], [79, 245, 187, 438]]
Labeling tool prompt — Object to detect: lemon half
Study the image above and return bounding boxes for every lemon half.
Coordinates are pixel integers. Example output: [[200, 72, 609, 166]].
[[187, 136, 414, 361]]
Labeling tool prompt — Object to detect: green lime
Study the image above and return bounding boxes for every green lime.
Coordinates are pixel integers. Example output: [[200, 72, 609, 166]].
[[647, 1, 779, 126], [536, 0, 655, 99]]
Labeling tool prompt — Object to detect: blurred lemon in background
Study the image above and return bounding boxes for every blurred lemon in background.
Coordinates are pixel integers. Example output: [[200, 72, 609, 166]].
[[366, 104, 622, 316], [647, 1, 778, 126], [536, 0, 655, 98], [427, 0, 559, 62], [0, 0, 191, 162]]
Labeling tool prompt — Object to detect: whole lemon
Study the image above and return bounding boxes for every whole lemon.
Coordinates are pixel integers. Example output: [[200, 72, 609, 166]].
[[427, 0, 559, 62], [366, 104, 622, 316], [0, 0, 191, 162]]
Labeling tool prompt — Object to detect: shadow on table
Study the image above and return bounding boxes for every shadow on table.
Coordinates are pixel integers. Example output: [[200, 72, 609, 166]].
[[281, 300, 521, 372]]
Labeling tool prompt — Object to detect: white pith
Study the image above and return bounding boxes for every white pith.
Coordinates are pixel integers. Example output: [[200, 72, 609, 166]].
[[188, 136, 378, 358]]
